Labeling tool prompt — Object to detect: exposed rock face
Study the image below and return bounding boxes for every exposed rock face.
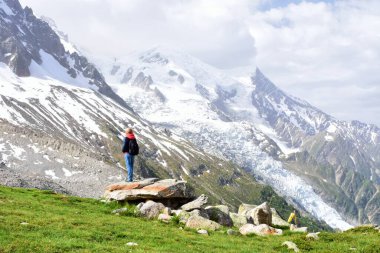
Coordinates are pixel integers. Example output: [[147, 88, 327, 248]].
[[104, 179, 195, 207], [181, 194, 208, 211], [137, 200, 165, 219], [248, 202, 272, 225], [185, 215, 221, 231], [239, 224, 282, 236]]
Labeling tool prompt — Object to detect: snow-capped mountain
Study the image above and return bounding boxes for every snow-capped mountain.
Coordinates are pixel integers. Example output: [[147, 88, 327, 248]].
[[96, 46, 379, 229], [1, 0, 319, 228]]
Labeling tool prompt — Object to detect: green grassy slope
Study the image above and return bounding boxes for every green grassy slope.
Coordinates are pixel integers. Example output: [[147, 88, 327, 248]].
[[0, 186, 379, 253]]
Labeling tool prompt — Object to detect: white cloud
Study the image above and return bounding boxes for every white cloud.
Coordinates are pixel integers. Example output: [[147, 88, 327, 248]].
[[249, 0, 380, 126], [18, 0, 380, 126]]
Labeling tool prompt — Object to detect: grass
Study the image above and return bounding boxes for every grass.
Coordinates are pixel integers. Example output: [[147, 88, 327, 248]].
[[0, 186, 379, 253]]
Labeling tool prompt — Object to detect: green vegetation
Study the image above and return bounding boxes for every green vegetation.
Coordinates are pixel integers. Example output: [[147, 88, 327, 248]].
[[1, 186, 379, 253]]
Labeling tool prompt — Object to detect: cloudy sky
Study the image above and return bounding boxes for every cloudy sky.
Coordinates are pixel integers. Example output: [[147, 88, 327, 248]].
[[19, 0, 380, 126]]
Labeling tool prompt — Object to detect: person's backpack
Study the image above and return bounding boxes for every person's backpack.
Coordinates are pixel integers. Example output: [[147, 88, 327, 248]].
[[128, 138, 139, 155]]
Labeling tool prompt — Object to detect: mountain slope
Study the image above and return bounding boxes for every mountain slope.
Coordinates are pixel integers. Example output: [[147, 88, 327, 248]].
[[0, 0, 320, 227], [95, 47, 364, 230]]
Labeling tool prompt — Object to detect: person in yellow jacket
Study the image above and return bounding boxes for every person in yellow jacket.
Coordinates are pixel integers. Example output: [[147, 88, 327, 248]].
[[288, 210, 297, 226]]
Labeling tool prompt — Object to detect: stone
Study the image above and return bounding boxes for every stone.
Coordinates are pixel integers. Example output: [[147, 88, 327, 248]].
[[138, 200, 165, 219], [126, 242, 138, 247], [282, 241, 300, 252], [306, 232, 320, 240], [248, 202, 272, 225], [190, 209, 210, 219], [290, 226, 308, 233], [227, 229, 238, 236], [185, 215, 221, 231], [238, 203, 257, 216], [229, 212, 248, 228], [111, 207, 128, 214], [206, 205, 229, 214], [106, 178, 159, 192], [177, 210, 191, 224], [162, 207, 172, 216], [181, 194, 208, 211], [158, 213, 172, 222], [206, 206, 233, 227], [271, 208, 289, 227], [239, 224, 282, 236], [197, 229, 209, 235], [104, 179, 195, 206]]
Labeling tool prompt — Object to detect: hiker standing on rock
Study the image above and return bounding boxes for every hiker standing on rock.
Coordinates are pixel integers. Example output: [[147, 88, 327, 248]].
[[122, 128, 139, 182], [288, 210, 298, 227]]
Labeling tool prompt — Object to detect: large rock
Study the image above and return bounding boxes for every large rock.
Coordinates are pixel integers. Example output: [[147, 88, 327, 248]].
[[206, 206, 233, 227], [282, 241, 300, 252], [181, 194, 208, 211], [271, 208, 289, 227], [137, 200, 165, 219], [248, 202, 272, 225], [229, 212, 248, 228], [290, 225, 308, 233], [104, 179, 195, 207], [185, 215, 221, 231], [190, 209, 210, 219], [238, 203, 257, 216], [239, 224, 282, 236]]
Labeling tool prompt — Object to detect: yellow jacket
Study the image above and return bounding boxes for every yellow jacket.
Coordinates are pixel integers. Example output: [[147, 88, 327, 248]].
[[288, 212, 297, 223]]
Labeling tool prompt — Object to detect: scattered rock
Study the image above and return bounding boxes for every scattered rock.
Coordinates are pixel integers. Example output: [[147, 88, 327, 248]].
[[158, 213, 172, 223], [271, 208, 289, 227], [197, 229, 209, 235], [181, 194, 208, 211], [185, 215, 221, 231], [238, 203, 257, 216], [162, 207, 172, 216], [126, 242, 138, 247], [206, 206, 233, 227], [229, 212, 248, 228], [190, 209, 210, 219], [248, 202, 272, 226], [227, 229, 238, 236], [111, 207, 128, 214], [138, 200, 165, 219], [20, 222, 29, 225], [290, 225, 308, 233], [239, 224, 282, 236], [306, 232, 320, 240], [282, 241, 299, 252]]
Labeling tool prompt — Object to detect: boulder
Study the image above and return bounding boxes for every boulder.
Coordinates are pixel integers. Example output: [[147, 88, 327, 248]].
[[162, 207, 172, 216], [185, 215, 221, 231], [190, 209, 210, 219], [181, 194, 208, 211], [271, 208, 289, 227], [239, 224, 282, 236], [282, 241, 300, 252], [206, 206, 233, 227], [290, 226, 308, 233], [306, 232, 320, 240], [158, 213, 172, 222], [104, 179, 195, 207], [238, 203, 257, 216], [248, 202, 272, 225], [229, 212, 248, 228], [137, 200, 165, 219], [111, 207, 128, 214], [206, 205, 229, 214]]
